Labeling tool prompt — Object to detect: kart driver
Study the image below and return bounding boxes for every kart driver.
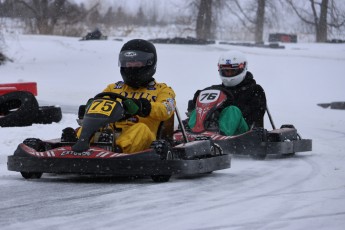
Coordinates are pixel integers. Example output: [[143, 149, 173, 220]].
[[187, 50, 266, 136], [66, 39, 176, 153]]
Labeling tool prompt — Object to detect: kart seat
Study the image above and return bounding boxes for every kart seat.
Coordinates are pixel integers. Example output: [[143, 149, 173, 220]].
[[253, 115, 264, 128]]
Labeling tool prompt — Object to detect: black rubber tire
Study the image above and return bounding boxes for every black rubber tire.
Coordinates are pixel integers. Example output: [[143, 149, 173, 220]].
[[280, 124, 295, 129], [151, 140, 176, 160], [23, 138, 47, 151], [19, 138, 46, 179], [282, 152, 296, 158], [0, 91, 39, 127], [20, 172, 43, 179], [33, 106, 62, 124]]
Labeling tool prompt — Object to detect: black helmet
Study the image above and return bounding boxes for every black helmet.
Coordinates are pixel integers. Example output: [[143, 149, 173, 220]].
[[119, 39, 157, 88]]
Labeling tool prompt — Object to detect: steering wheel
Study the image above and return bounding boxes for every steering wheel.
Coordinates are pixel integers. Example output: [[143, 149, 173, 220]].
[[94, 92, 128, 101], [93, 92, 139, 117]]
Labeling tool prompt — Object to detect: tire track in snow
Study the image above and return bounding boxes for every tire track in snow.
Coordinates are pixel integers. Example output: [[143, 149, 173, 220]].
[[0, 175, 159, 226], [106, 155, 322, 230]]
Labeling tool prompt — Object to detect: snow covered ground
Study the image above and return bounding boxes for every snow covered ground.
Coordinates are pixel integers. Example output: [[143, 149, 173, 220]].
[[1, 34, 345, 230]]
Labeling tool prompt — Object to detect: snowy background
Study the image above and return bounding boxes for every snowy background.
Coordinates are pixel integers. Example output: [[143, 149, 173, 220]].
[[1, 34, 345, 230]]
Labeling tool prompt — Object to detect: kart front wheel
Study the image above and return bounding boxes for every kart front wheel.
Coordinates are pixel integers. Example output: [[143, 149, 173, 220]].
[[151, 175, 171, 182], [20, 172, 43, 179]]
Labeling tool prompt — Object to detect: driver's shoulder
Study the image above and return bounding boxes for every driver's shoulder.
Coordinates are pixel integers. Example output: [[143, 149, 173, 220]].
[[203, 84, 223, 91], [194, 84, 223, 96], [104, 81, 125, 91], [152, 82, 176, 95]]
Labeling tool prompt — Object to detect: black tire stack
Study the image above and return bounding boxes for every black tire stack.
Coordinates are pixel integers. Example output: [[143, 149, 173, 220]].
[[0, 91, 62, 127]]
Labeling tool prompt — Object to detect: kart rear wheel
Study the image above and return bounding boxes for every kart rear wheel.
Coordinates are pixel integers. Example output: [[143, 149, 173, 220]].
[[20, 172, 43, 179], [151, 175, 171, 182], [151, 140, 176, 160]]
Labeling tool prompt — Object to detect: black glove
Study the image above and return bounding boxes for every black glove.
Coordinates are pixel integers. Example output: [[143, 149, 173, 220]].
[[123, 98, 151, 117]]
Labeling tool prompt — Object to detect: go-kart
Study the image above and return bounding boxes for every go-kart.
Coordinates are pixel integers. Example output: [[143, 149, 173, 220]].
[[173, 89, 312, 160], [7, 92, 230, 182]]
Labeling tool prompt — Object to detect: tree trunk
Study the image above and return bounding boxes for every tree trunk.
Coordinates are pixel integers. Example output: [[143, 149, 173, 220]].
[[36, 17, 51, 34], [316, 0, 329, 42], [255, 0, 266, 43], [196, 0, 212, 40]]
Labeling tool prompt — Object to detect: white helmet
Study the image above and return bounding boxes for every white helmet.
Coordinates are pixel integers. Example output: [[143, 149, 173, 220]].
[[218, 50, 247, 87]]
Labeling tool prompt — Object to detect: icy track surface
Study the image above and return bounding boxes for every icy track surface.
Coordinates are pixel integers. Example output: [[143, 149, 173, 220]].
[[1, 35, 345, 230]]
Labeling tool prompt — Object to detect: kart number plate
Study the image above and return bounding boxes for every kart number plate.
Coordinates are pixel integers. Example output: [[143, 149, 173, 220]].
[[198, 90, 221, 103], [87, 99, 117, 116]]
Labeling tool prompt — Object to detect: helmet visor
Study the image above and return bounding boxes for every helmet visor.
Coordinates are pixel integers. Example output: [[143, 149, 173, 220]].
[[219, 63, 245, 78], [119, 50, 155, 68]]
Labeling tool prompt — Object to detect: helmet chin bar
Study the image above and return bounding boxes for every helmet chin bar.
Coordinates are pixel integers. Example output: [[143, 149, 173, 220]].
[[121, 66, 154, 87], [220, 70, 247, 87]]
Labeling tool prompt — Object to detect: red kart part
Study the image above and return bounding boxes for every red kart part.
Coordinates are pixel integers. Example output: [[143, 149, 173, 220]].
[[0, 82, 37, 96]]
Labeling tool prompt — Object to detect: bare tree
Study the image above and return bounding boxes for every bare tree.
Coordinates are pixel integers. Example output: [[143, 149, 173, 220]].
[[255, 0, 266, 43], [287, 0, 345, 42], [113, 7, 127, 26], [17, 0, 99, 35], [190, 0, 226, 40], [0, 30, 5, 65], [196, 0, 213, 39], [18, 0, 67, 34], [0, 27, 12, 65], [226, 0, 271, 43]]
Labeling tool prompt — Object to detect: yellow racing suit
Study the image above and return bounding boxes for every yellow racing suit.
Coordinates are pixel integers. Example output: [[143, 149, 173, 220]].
[[100, 80, 175, 153]]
